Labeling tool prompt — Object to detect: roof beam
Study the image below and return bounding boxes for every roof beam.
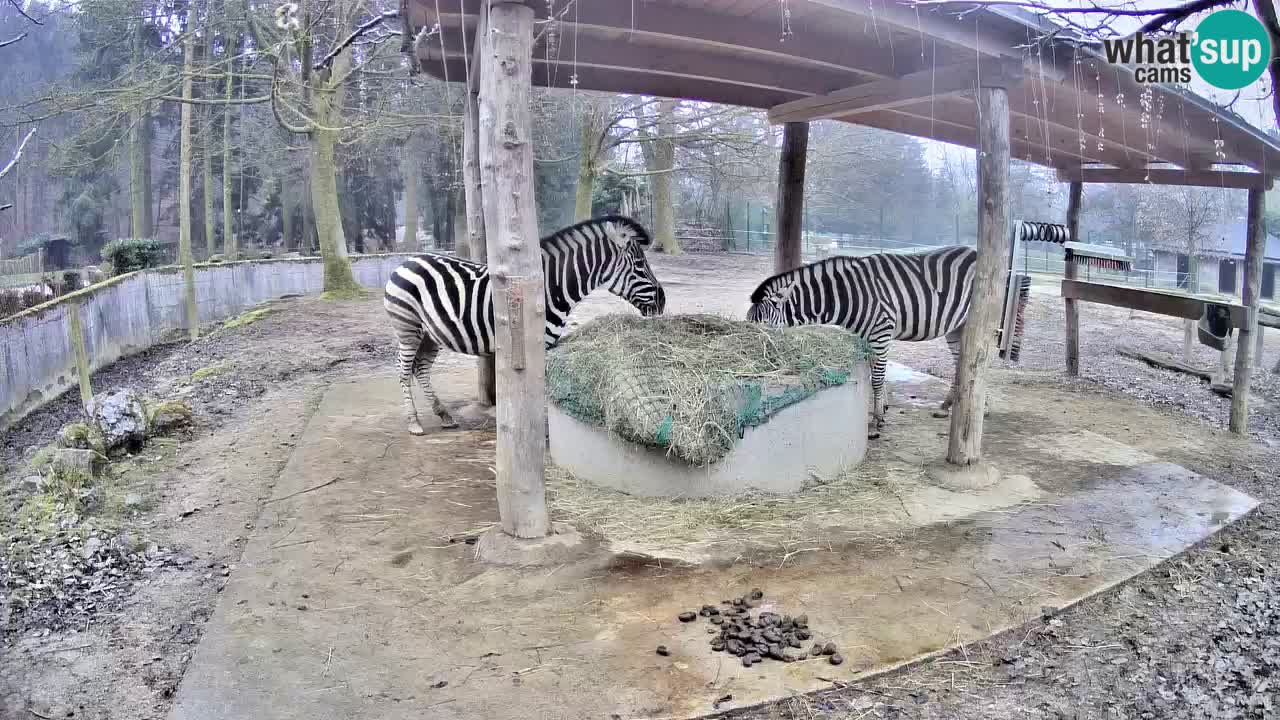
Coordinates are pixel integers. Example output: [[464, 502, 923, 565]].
[[853, 107, 1087, 169], [806, 0, 1024, 58], [1056, 167, 1275, 190], [768, 59, 1022, 124], [419, 0, 929, 83]]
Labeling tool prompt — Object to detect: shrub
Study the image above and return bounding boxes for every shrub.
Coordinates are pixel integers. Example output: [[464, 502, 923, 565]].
[[62, 270, 83, 292], [101, 238, 166, 275]]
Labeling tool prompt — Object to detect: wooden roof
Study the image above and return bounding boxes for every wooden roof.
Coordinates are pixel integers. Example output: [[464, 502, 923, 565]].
[[408, 0, 1280, 178]]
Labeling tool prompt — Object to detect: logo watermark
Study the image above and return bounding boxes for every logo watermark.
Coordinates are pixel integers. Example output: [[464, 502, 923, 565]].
[[1101, 9, 1271, 90]]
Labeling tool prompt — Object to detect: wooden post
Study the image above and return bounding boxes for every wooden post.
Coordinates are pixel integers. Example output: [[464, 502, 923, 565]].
[[465, 5, 496, 407], [774, 121, 808, 273], [1183, 319, 1195, 363], [946, 86, 1010, 467], [1254, 326, 1264, 369], [66, 302, 93, 410], [1230, 187, 1265, 434], [1064, 181, 1082, 376], [478, 1, 549, 539]]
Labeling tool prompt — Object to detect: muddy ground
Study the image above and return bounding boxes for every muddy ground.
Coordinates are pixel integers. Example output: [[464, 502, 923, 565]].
[[2, 250, 1278, 719]]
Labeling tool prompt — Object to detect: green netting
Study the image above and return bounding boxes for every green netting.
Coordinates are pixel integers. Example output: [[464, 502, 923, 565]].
[[545, 314, 873, 467]]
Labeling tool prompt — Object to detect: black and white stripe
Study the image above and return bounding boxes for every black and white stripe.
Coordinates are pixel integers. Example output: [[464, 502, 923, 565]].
[[746, 245, 977, 434], [383, 215, 666, 435]]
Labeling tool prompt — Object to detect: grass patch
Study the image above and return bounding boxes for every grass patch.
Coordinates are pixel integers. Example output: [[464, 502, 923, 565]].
[[320, 286, 372, 301], [191, 363, 229, 382], [222, 306, 272, 329]]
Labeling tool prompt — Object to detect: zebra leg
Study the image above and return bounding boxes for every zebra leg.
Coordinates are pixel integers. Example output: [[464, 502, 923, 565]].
[[396, 337, 426, 436], [933, 327, 964, 419], [413, 338, 459, 430], [867, 353, 887, 440]]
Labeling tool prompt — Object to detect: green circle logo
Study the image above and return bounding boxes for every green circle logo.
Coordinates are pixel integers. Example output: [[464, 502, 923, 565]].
[[1192, 10, 1271, 90]]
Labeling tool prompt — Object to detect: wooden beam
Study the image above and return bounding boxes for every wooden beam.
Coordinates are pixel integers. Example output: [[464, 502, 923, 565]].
[[419, 0, 924, 83], [1117, 345, 1213, 382], [463, 4, 494, 407], [947, 85, 1010, 467], [1060, 280, 1250, 327], [808, 0, 1022, 59], [478, 1, 549, 539], [1230, 188, 1266, 434], [1057, 167, 1274, 191], [1064, 181, 1082, 377], [854, 107, 1089, 170], [774, 121, 809, 273], [768, 60, 1021, 124]]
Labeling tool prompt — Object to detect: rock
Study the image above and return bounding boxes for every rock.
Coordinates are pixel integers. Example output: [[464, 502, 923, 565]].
[[149, 400, 194, 433], [49, 448, 104, 481], [87, 390, 149, 451], [678, 611, 697, 622], [20, 475, 45, 493], [124, 493, 144, 508], [655, 645, 670, 656], [829, 653, 844, 665], [82, 536, 103, 559], [180, 499, 202, 518]]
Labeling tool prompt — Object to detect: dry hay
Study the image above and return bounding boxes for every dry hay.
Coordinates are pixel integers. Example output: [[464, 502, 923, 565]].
[[546, 313, 872, 467], [545, 462, 917, 564]]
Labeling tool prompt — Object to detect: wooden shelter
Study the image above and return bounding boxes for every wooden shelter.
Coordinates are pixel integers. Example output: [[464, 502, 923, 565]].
[[406, 0, 1279, 538]]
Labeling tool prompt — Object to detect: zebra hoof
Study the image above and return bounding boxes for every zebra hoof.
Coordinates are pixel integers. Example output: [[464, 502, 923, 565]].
[[867, 430, 881, 440], [408, 422, 427, 436], [931, 410, 950, 419]]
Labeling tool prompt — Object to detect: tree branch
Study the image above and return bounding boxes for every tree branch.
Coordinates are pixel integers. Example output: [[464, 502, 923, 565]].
[[314, 10, 398, 71], [271, 54, 314, 134], [1253, 0, 1280, 127], [7, 0, 42, 25], [0, 127, 36, 181], [0, 31, 27, 48]]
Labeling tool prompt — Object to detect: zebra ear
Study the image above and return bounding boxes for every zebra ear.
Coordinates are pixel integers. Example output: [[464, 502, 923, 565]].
[[602, 221, 632, 249]]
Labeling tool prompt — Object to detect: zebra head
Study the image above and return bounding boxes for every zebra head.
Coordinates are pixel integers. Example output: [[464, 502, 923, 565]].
[[746, 276, 798, 326], [597, 216, 666, 317]]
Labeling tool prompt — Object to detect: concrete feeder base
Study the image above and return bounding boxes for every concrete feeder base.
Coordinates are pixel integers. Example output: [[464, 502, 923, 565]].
[[547, 363, 871, 497]]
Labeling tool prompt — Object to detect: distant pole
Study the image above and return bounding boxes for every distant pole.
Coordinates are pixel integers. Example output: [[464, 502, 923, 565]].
[[946, 85, 1010, 467], [478, 1, 549, 538], [1230, 187, 1265, 434], [1064, 181, 1083, 376], [774, 121, 808, 273]]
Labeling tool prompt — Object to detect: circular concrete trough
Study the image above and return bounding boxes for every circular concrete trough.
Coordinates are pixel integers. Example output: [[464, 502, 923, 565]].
[[547, 361, 871, 498]]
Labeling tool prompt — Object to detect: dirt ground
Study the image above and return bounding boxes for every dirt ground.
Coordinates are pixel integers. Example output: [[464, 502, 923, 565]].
[[2, 250, 1278, 719]]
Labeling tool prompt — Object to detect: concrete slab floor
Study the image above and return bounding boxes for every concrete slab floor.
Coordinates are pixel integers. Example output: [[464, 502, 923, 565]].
[[167, 364, 1258, 720]]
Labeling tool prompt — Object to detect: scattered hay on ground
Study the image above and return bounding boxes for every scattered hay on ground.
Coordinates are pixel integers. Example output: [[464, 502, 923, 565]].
[[547, 313, 872, 467], [545, 463, 910, 563]]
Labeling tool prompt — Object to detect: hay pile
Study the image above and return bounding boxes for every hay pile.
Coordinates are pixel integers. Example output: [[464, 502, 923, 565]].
[[545, 313, 872, 466]]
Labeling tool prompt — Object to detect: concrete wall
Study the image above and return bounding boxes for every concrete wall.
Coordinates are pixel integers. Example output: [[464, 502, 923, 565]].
[[1, 254, 416, 431]]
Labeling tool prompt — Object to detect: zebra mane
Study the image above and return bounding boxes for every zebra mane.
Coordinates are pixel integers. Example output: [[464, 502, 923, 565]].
[[541, 214, 653, 251], [748, 255, 858, 304]]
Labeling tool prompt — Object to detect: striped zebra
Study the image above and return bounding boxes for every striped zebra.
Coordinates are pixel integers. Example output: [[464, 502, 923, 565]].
[[746, 245, 978, 437], [383, 215, 666, 436]]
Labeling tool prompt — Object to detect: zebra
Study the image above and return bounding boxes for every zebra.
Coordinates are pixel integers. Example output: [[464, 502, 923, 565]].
[[745, 245, 978, 437], [383, 215, 666, 436]]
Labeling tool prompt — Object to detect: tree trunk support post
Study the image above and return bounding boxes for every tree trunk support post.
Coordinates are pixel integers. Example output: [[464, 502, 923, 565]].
[[465, 4, 496, 407], [1064, 180, 1082, 376], [478, 1, 550, 539], [1230, 187, 1265, 434], [945, 85, 1011, 467], [774, 121, 808, 273]]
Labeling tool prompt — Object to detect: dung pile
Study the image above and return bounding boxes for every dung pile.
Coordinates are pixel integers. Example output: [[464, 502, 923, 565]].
[[546, 314, 871, 466], [661, 588, 843, 668]]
